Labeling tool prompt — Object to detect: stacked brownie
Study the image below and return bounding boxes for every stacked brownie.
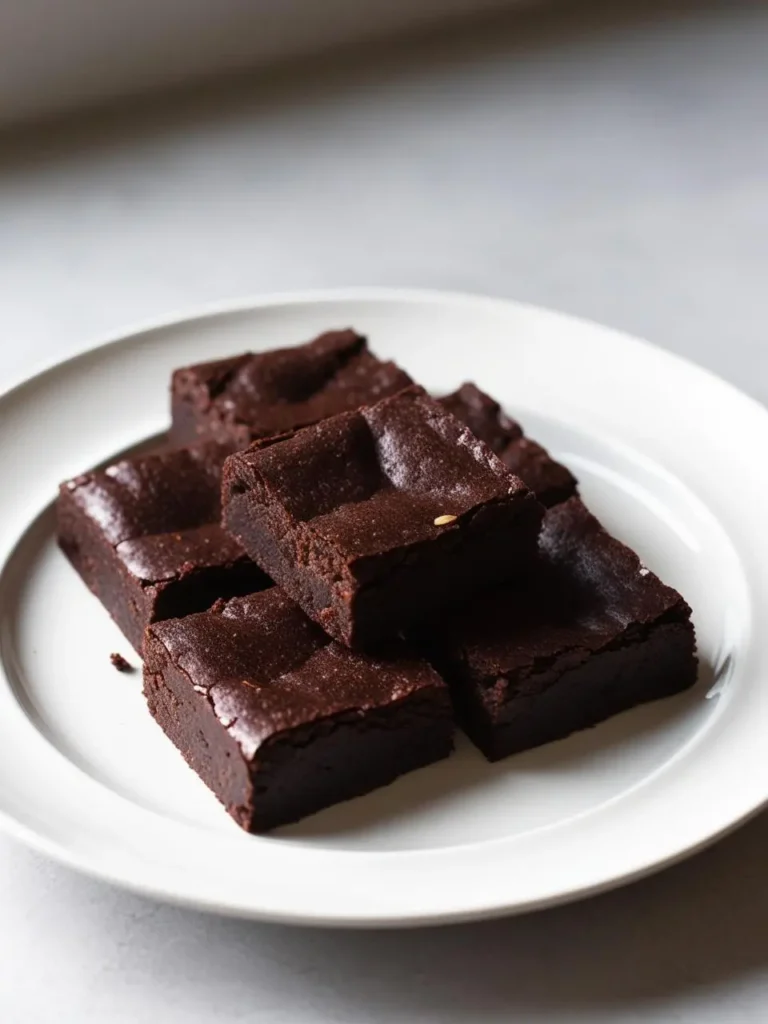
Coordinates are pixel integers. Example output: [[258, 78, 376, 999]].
[[222, 385, 544, 648], [58, 328, 698, 832]]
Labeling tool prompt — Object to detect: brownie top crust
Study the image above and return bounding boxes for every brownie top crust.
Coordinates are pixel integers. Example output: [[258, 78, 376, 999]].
[[226, 385, 536, 565], [438, 497, 694, 679], [145, 589, 445, 755], [171, 329, 413, 443], [61, 441, 244, 582], [439, 381, 523, 453], [439, 382, 578, 507]]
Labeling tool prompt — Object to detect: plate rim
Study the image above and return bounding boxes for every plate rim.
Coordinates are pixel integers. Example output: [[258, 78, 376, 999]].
[[0, 798, 763, 929], [1, 285, 767, 928], [5, 284, 768, 428]]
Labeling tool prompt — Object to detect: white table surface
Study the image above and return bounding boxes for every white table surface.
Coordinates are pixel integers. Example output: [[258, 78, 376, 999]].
[[1, 2, 767, 1020]]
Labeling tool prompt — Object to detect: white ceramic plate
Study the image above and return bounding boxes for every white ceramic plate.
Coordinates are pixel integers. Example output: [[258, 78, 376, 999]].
[[0, 288, 765, 927]]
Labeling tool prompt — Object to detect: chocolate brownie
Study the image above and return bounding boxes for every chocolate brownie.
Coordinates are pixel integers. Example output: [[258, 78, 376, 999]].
[[440, 383, 577, 507], [58, 441, 269, 651], [223, 386, 544, 649], [143, 589, 453, 832], [170, 329, 412, 447], [425, 498, 698, 761]]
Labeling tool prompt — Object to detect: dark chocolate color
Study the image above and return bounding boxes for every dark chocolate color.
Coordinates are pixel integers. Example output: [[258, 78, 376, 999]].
[[143, 589, 453, 832], [440, 383, 577, 507], [170, 329, 413, 447], [110, 652, 134, 673], [223, 386, 544, 648], [57, 441, 269, 651], [425, 498, 698, 760]]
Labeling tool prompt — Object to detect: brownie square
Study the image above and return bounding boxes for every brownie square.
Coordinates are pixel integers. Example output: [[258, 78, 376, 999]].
[[143, 589, 454, 832], [440, 383, 578, 507], [222, 386, 544, 649], [425, 498, 698, 761], [170, 328, 413, 447], [57, 441, 269, 651]]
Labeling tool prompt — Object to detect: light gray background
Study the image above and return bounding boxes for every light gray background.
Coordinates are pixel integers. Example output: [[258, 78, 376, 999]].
[[1, 1, 767, 1020]]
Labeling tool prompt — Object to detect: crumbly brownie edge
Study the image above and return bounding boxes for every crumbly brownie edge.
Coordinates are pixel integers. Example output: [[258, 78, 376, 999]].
[[250, 687, 454, 831], [149, 556, 271, 624], [168, 388, 208, 446], [170, 353, 253, 447], [57, 485, 151, 652], [143, 632, 255, 828], [144, 623, 454, 832], [498, 438, 578, 509], [223, 486, 350, 641], [442, 616, 697, 761]]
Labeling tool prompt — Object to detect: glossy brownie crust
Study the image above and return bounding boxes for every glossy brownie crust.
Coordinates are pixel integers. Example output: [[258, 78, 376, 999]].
[[57, 441, 268, 651], [143, 590, 453, 832], [440, 383, 577, 507], [223, 386, 544, 649], [428, 498, 698, 761], [170, 329, 413, 447]]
